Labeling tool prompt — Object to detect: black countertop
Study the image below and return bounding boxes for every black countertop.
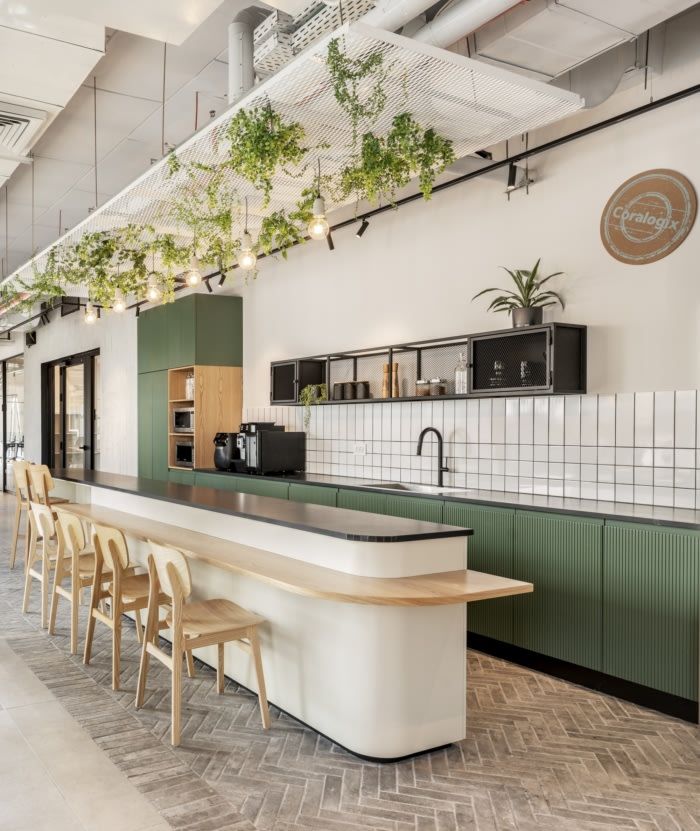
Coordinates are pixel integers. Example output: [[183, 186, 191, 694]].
[[196, 468, 700, 531], [51, 469, 472, 543]]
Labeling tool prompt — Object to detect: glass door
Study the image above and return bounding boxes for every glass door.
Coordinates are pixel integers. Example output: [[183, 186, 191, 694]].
[[45, 351, 98, 471], [4, 355, 24, 492]]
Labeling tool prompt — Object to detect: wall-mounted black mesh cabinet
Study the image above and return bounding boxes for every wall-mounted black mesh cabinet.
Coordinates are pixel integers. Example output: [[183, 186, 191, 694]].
[[270, 359, 326, 404], [469, 324, 586, 396]]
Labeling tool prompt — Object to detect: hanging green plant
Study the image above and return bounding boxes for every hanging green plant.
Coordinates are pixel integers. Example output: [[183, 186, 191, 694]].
[[340, 112, 454, 205], [223, 103, 307, 207], [299, 383, 328, 429], [257, 189, 315, 259], [326, 39, 388, 143]]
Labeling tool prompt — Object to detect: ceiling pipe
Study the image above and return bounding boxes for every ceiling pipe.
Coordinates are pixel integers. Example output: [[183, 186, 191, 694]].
[[361, 0, 442, 34], [228, 10, 257, 104], [411, 0, 522, 48]]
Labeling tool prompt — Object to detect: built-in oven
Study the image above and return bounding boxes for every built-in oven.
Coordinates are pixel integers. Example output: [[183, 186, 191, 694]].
[[174, 440, 194, 468], [172, 407, 195, 433]]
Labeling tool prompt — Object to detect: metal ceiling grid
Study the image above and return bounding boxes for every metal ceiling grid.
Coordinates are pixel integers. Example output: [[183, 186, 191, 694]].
[[2, 22, 583, 301]]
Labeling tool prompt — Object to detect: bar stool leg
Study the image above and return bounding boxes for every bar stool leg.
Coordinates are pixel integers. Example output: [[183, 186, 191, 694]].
[[134, 610, 144, 644], [186, 650, 196, 679], [40, 556, 50, 630], [21, 558, 33, 614], [136, 580, 159, 709], [171, 644, 183, 747], [84, 561, 102, 665], [70, 573, 80, 656], [112, 603, 122, 691], [10, 501, 21, 569], [250, 628, 271, 729], [217, 643, 225, 694], [48, 554, 65, 635]]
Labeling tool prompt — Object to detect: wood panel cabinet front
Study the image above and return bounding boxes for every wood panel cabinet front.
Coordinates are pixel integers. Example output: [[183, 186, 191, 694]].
[[512, 511, 603, 671]]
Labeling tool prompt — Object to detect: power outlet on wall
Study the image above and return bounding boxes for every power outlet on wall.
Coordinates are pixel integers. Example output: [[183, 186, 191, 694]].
[[353, 442, 368, 457]]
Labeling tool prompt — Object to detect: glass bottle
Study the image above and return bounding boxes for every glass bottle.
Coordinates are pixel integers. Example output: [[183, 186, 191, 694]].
[[454, 352, 468, 395]]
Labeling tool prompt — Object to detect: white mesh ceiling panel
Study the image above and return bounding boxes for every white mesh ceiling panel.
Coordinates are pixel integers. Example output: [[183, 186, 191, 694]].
[[4, 23, 583, 297]]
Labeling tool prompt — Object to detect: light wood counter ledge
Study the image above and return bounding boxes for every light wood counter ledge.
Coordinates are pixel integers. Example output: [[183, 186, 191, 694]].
[[58, 502, 532, 606]]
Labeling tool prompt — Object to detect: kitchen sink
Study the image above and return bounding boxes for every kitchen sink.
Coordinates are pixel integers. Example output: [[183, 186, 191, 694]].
[[369, 482, 464, 495]]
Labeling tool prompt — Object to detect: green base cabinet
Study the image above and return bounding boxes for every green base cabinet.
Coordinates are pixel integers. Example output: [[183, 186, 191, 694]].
[[168, 468, 195, 485], [603, 522, 700, 701], [385, 495, 443, 523], [195, 472, 241, 493], [137, 370, 168, 481], [337, 489, 388, 515], [444, 502, 515, 643], [289, 484, 337, 507], [512, 511, 603, 671], [233, 477, 289, 499]]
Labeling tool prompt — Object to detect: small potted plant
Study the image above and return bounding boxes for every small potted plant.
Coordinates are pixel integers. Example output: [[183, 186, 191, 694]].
[[472, 259, 564, 327], [299, 383, 328, 429]]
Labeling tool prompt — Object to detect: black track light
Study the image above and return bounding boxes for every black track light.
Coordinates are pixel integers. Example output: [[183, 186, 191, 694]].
[[356, 218, 369, 238], [506, 162, 517, 192], [135, 304, 140, 318], [326, 231, 335, 251], [218, 273, 227, 287], [204, 278, 213, 293]]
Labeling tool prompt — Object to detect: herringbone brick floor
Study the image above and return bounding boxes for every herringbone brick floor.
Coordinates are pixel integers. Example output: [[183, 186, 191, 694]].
[[1, 495, 699, 830]]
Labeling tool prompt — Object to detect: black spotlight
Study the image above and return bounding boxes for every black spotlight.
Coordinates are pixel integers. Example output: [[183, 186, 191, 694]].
[[356, 218, 369, 238], [135, 304, 140, 317], [204, 278, 213, 293], [506, 162, 518, 192], [327, 231, 335, 251], [218, 273, 227, 287]]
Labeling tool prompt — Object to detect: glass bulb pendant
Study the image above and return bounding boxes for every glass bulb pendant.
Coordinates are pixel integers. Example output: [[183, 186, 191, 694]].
[[84, 302, 97, 324], [146, 277, 161, 303], [112, 290, 126, 313], [237, 232, 257, 271], [185, 255, 202, 287], [308, 196, 329, 240]]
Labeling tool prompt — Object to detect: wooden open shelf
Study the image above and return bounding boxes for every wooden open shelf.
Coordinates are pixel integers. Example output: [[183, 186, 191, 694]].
[[166, 365, 242, 470]]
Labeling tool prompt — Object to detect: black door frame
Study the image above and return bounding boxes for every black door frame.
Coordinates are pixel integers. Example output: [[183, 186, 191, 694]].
[[1, 352, 25, 492], [41, 348, 99, 471]]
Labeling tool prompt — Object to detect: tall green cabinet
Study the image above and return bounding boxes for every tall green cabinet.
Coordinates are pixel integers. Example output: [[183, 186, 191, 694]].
[[137, 294, 242, 480]]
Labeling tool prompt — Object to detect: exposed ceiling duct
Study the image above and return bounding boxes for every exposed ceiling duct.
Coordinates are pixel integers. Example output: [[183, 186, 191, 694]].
[[411, 0, 522, 48], [228, 9, 261, 103], [464, 0, 699, 81]]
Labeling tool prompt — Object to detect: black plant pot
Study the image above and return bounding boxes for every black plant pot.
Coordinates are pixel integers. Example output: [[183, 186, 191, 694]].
[[511, 307, 543, 328]]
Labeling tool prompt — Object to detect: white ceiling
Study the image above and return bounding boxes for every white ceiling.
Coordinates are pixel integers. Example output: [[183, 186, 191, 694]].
[[0, 0, 260, 276]]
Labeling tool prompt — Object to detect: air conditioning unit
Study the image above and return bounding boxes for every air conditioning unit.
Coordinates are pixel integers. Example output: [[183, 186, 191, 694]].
[[0, 102, 47, 157]]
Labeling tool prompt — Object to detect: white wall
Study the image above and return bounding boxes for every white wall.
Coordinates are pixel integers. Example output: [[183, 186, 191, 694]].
[[0, 309, 138, 474], [240, 11, 700, 405]]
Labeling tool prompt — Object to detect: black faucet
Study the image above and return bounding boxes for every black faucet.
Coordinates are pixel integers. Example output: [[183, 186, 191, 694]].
[[416, 427, 449, 488]]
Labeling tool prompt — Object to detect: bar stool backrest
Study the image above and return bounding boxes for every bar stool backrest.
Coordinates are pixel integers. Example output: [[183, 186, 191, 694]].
[[92, 523, 129, 572], [28, 465, 53, 505], [55, 510, 86, 559], [12, 460, 32, 502], [148, 541, 192, 601], [30, 501, 56, 544]]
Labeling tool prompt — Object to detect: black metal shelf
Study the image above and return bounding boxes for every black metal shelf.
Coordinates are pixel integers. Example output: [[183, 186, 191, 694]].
[[271, 323, 587, 404]]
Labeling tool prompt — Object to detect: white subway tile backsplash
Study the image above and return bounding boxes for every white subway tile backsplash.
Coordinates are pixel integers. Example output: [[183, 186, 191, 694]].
[[254, 388, 700, 509], [654, 391, 674, 448]]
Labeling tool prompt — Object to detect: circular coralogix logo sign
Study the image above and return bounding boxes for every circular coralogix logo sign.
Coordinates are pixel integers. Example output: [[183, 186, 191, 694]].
[[600, 169, 696, 264]]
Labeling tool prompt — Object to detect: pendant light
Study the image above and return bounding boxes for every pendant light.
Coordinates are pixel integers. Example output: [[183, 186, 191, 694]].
[[184, 241, 202, 286], [237, 197, 257, 271], [146, 276, 161, 303], [112, 289, 126, 313], [308, 159, 330, 241], [84, 301, 98, 324]]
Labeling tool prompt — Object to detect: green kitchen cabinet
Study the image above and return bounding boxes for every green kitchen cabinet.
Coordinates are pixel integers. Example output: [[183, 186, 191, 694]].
[[289, 483, 337, 507], [444, 502, 515, 643], [385, 494, 443, 523], [603, 522, 700, 701], [512, 511, 603, 671], [168, 468, 195, 485], [233, 476, 290, 500], [337, 489, 389, 515], [195, 471, 241, 493], [138, 294, 242, 373], [137, 370, 168, 480]]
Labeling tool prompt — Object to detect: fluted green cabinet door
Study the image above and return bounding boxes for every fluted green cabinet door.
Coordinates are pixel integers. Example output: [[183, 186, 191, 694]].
[[385, 495, 443, 523], [289, 484, 337, 507], [151, 370, 168, 481], [443, 502, 515, 643], [194, 472, 241, 492], [233, 477, 289, 499], [137, 373, 153, 478], [513, 511, 603, 671], [337, 489, 388, 515], [603, 522, 700, 701]]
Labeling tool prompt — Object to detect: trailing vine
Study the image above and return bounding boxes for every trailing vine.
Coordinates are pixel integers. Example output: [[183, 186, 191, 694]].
[[340, 112, 454, 205], [257, 189, 315, 259], [223, 103, 307, 207], [326, 39, 388, 144]]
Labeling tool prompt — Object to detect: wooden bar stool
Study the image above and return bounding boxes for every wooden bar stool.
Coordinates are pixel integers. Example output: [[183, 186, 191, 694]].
[[22, 502, 59, 629], [136, 541, 270, 746], [9, 460, 32, 569], [27, 465, 69, 509], [84, 523, 154, 690], [49, 510, 101, 655]]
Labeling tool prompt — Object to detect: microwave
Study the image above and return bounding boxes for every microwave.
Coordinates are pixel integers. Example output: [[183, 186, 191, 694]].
[[172, 407, 195, 433], [174, 439, 194, 468]]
